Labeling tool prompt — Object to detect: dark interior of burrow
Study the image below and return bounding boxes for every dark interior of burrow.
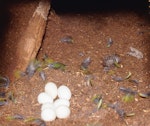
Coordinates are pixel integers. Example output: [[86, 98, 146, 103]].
[[0, 0, 150, 126], [51, 0, 148, 12]]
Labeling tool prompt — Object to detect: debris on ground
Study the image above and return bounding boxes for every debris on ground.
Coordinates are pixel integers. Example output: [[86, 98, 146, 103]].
[[122, 94, 135, 103], [119, 87, 137, 103], [108, 102, 135, 119], [111, 72, 132, 82], [80, 57, 91, 71], [26, 118, 46, 126], [127, 47, 143, 59], [24, 117, 46, 126], [48, 62, 66, 71], [92, 94, 103, 110], [103, 54, 121, 71], [39, 71, 46, 81], [112, 76, 124, 82], [86, 122, 103, 126], [128, 79, 139, 85], [6, 114, 24, 120], [107, 38, 113, 48], [60, 35, 73, 44], [0, 91, 16, 106], [85, 74, 94, 86], [119, 87, 137, 95], [124, 72, 132, 80], [25, 57, 66, 80], [25, 59, 41, 77], [0, 76, 10, 88], [108, 102, 126, 118], [139, 91, 150, 98], [7, 91, 16, 103], [0, 98, 7, 106], [14, 70, 26, 79], [0, 76, 10, 106]]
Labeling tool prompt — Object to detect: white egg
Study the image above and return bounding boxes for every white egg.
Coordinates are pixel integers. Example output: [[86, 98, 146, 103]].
[[54, 98, 70, 109], [45, 82, 58, 99], [56, 105, 71, 119], [41, 103, 55, 111], [57, 85, 71, 100], [41, 108, 56, 121], [37, 92, 53, 104]]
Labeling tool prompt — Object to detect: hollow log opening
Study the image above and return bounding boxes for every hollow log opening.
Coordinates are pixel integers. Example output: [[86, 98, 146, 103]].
[[0, 0, 150, 126]]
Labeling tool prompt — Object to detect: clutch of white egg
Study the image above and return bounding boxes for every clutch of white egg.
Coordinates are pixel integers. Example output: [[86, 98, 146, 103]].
[[37, 82, 72, 122]]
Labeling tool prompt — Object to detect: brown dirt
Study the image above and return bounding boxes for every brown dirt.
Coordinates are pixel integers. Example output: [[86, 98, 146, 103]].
[[0, 0, 39, 80], [0, 1, 150, 126]]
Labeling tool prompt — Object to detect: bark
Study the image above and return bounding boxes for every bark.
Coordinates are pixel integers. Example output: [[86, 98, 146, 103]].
[[17, 0, 50, 71]]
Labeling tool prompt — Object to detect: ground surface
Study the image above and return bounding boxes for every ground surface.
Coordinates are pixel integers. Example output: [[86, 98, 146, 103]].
[[0, 1, 150, 126]]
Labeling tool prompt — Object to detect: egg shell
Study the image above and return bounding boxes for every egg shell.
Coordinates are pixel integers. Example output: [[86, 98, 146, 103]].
[[45, 82, 58, 99], [41, 108, 56, 121], [54, 98, 70, 109], [57, 85, 71, 100], [56, 105, 71, 119], [41, 103, 55, 111], [37, 92, 53, 104]]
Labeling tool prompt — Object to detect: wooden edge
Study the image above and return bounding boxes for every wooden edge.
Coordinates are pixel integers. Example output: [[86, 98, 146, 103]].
[[16, 0, 50, 73]]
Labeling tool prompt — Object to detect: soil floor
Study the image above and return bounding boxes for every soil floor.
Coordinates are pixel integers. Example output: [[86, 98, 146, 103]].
[[0, 1, 150, 126]]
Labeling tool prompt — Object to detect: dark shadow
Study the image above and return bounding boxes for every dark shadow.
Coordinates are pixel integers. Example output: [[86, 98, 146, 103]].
[[0, 1, 11, 44], [0, 0, 39, 77], [51, 0, 148, 13], [0, 1, 11, 76]]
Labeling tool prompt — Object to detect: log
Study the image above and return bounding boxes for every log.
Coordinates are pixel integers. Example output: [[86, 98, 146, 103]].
[[16, 0, 50, 72]]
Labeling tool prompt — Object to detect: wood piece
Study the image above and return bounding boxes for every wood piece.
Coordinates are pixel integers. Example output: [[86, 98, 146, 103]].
[[16, 0, 50, 72]]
